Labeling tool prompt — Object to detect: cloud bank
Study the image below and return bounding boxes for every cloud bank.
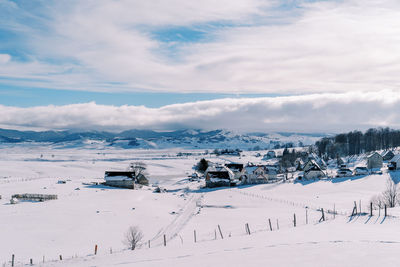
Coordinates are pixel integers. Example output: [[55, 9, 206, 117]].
[[1, 91, 399, 133]]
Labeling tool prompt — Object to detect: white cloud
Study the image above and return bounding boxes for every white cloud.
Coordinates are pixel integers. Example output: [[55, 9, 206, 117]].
[[1, 90, 400, 132], [0, 54, 11, 64], [2, 0, 400, 94]]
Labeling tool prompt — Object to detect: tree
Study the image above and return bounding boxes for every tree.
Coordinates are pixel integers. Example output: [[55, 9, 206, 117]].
[[382, 179, 399, 208], [124, 226, 143, 250], [371, 178, 399, 208], [128, 162, 147, 176], [196, 158, 208, 173]]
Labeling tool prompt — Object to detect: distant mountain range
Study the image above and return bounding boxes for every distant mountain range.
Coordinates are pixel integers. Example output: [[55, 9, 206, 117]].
[[0, 128, 327, 149]]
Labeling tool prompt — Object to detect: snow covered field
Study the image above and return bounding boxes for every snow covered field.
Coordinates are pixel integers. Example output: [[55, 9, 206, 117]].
[[0, 144, 399, 266]]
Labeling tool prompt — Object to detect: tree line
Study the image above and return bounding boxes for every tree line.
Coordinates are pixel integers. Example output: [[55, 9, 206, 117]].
[[315, 127, 400, 158]]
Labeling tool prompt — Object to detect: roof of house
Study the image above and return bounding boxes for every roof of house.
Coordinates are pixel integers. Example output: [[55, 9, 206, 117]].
[[391, 154, 400, 163], [105, 171, 134, 178], [205, 165, 234, 179], [382, 150, 394, 157], [304, 159, 323, 173], [367, 152, 382, 159], [225, 163, 244, 172]]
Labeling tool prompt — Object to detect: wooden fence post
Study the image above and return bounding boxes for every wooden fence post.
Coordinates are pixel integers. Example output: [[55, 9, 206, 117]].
[[59, 255, 62, 261], [30, 258, 33, 265], [194, 230, 197, 243], [246, 223, 251, 235], [385, 205, 387, 217], [148, 240, 150, 248], [11, 255, 14, 267], [214, 229, 217, 240], [268, 218, 272, 231], [319, 208, 325, 222], [333, 204, 336, 219], [370, 202, 373, 216], [218, 225, 224, 239], [164, 234, 167, 246], [351, 201, 357, 216], [306, 209, 308, 224], [95, 244, 98, 255], [293, 214, 296, 227], [276, 219, 279, 230]]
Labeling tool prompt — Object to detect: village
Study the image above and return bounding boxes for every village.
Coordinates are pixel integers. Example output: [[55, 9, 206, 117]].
[[102, 148, 399, 190]]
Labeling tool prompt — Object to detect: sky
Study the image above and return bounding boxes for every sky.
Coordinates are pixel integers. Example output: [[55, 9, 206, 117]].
[[1, 0, 400, 132]]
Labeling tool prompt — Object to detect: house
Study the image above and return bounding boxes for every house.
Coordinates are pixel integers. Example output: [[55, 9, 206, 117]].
[[224, 163, 245, 180], [104, 171, 148, 189], [263, 150, 276, 160], [388, 154, 400, 170], [303, 160, 326, 179], [367, 152, 383, 170], [354, 166, 369, 176], [205, 165, 235, 188], [104, 171, 136, 189], [382, 150, 395, 161], [242, 165, 269, 184]]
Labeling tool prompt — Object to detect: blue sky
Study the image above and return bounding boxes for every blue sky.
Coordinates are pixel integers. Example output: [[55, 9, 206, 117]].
[[0, 0, 399, 131], [0, 86, 280, 107]]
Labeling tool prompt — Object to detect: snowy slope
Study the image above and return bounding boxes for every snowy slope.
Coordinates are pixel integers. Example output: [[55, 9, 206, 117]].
[[0, 146, 398, 266]]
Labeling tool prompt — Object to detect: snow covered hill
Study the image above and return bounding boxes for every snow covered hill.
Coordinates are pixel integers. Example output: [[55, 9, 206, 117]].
[[0, 128, 326, 150], [0, 146, 399, 267]]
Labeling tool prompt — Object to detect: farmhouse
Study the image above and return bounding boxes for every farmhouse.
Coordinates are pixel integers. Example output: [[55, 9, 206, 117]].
[[303, 160, 326, 179], [388, 154, 400, 170], [205, 165, 235, 188], [367, 152, 383, 170], [104, 171, 148, 189], [242, 165, 276, 184]]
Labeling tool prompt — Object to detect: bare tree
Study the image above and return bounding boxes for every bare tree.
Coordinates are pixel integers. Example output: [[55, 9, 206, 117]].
[[382, 178, 399, 208], [124, 226, 143, 250], [128, 162, 147, 176], [371, 178, 399, 209]]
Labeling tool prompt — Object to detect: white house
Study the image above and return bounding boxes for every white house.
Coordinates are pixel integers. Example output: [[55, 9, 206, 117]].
[[242, 165, 275, 184]]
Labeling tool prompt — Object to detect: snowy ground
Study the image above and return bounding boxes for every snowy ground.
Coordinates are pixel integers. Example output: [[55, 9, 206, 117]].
[[0, 144, 399, 266]]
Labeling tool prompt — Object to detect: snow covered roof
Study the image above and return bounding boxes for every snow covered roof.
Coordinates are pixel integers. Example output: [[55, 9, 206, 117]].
[[390, 154, 400, 163], [205, 165, 234, 179], [367, 152, 382, 159], [303, 159, 323, 173]]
